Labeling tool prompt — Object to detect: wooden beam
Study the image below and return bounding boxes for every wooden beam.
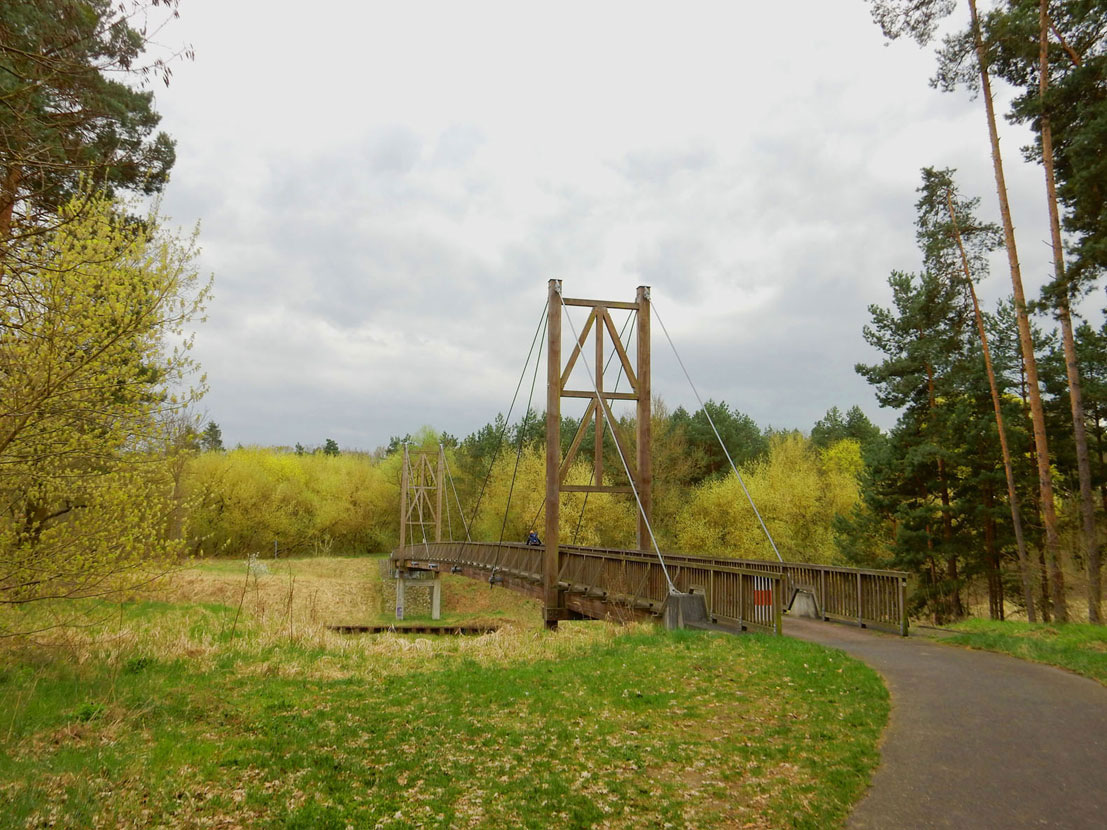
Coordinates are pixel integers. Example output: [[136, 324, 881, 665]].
[[435, 447, 444, 543], [561, 485, 634, 494], [595, 390, 638, 482], [562, 297, 639, 310], [559, 308, 595, 390], [559, 398, 595, 482], [399, 445, 408, 548], [562, 389, 638, 401], [600, 306, 638, 390]]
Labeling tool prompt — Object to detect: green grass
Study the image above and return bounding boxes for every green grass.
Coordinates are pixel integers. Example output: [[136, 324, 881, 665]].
[[943, 618, 1107, 685], [0, 560, 890, 828]]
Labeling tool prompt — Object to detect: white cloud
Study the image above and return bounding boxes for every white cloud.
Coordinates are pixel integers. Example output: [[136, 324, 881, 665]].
[[153, 0, 1085, 447]]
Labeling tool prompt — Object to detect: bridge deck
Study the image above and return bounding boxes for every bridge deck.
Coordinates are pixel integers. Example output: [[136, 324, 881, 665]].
[[392, 542, 909, 636]]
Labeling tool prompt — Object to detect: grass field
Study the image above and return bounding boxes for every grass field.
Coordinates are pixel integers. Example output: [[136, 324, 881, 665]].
[[0, 557, 889, 829], [943, 618, 1107, 685]]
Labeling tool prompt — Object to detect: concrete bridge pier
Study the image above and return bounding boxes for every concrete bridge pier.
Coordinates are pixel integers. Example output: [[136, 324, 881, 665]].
[[394, 568, 441, 621]]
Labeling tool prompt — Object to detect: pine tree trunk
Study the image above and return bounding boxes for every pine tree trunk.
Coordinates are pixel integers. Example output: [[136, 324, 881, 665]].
[[936, 457, 963, 618], [945, 189, 1037, 620], [1095, 406, 1107, 512], [969, 0, 1066, 620], [927, 553, 943, 625], [1039, 544, 1053, 622], [1039, 1, 1100, 623], [1029, 483, 1052, 621], [0, 165, 18, 242], [923, 358, 961, 621], [983, 483, 1004, 620], [947, 555, 964, 618]]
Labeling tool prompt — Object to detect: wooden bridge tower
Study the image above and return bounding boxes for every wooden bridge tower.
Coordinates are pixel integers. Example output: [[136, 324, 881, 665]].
[[544, 279, 652, 627], [395, 444, 445, 620], [399, 445, 445, 550]]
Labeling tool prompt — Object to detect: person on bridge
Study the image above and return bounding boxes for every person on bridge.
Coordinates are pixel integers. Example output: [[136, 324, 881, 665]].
[[526, 531, 541, 546]]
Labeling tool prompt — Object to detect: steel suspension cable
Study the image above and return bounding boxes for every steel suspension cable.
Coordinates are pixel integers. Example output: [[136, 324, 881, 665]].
[[652, 302, 783, 563], [464, 299, 549, 541], [561, 299, 677, 593], [440, 442, 471, 542], [496, 313, 547, 557], [443, 467, 453, 540]]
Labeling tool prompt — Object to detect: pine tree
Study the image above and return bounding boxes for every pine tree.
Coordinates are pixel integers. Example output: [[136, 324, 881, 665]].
[[870, 0, 1069, 619], [915, 166, 1037, 618], [0, 1, 189, 241], [200, 422, 224, 452], [984, 0, 1106, 620]]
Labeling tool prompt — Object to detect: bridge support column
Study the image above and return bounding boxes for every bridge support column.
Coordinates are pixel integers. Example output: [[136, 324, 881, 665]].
[[544, 278, 564, 628], [395, 571, 441, 621], [396, 445, 447, 622], [636, 285, 651, 551]]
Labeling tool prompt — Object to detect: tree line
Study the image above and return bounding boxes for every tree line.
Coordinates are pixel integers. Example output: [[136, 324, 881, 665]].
[[177, 405, 876, 567], [851, 1, 1107, 623]]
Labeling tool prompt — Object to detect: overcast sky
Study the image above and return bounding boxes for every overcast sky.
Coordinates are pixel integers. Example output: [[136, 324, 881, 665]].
[[151, 0, 1083, 451]]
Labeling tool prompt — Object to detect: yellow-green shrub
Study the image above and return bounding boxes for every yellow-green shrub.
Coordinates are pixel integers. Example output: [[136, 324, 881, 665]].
[[185, 448, 400, 557], [464, 447, 637, 548], [674, 435, 863, 563]]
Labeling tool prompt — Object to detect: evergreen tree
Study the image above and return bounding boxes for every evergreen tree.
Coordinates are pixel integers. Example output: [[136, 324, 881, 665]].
[[870, 0, 1070, 619], [857, 268, 976, 620], [916, 166, 1037, 618], [670, 401, 767, 482], [985, 0, 1107, 280], [983, 0, 1107, 621], [0, 1, 188, 240], [200, 421, 224, 452], [811, 405, 884, 451]]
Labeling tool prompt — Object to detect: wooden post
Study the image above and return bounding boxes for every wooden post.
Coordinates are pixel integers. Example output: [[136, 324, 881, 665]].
[[545, 279, 563, 628], [899, 577, 909, 637], [774, 577, 783, 635], [594, 305, 604, 487], [399, 444, 409, 549], [636, 286, 652, 551], [857, 571, 864, 628], [435, 446, 444, 543]]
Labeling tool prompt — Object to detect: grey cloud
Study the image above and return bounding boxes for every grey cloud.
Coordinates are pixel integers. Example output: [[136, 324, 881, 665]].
[[613, 144, 718, 186], [166, 67, 1065, 450]]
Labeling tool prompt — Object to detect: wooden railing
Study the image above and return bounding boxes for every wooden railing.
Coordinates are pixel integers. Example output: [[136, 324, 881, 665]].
[[556, 547, 907, 635], [662, 555, 909, 635], [393, 543, 909, 636], [392, 542, 783, 634]]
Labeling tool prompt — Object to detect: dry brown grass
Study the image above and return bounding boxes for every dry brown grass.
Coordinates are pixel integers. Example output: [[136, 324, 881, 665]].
[[3, 557, 621, 680]]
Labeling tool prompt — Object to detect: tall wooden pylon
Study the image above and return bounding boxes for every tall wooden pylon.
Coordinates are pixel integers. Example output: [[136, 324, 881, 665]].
[[399, 444, 445, 549], [544, 280, 652, 628]]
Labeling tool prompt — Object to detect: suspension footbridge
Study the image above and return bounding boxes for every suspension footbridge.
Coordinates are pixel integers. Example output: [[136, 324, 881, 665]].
[[390, 281, 908, 636]]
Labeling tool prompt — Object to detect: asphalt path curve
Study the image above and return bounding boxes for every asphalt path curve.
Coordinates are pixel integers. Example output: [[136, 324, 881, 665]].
[[784, 617, 1107, 829]]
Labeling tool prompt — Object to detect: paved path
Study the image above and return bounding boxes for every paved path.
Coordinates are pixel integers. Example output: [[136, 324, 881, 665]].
[[784, 617, 1107, 829]]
